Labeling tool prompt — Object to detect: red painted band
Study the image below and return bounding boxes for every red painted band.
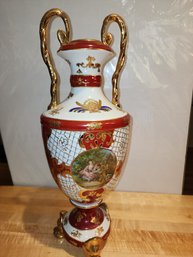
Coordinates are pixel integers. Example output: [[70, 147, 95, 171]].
[[41, 114, 130, 131], [69, 207, 104, 230], [70, 75, 101, 87], [58, 39, 113, 52]]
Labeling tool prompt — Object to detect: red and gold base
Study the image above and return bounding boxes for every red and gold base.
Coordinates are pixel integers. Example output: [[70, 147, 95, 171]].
[[54, 203, 110, 257]]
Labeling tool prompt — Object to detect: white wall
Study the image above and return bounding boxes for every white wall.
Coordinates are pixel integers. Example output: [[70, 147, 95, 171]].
[[0, 0, 193, 194]]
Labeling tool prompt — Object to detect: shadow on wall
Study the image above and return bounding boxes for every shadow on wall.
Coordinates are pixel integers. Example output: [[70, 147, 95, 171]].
[[0, 133, 13, 185], [183, 100, 193, 195]]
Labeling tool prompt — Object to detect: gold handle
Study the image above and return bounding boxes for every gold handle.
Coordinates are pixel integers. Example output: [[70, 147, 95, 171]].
[[39, 8, 71, 110], [101, 14, 128, 109]]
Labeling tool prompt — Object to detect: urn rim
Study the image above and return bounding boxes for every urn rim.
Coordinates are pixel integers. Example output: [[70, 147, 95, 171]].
[[58, 39, 114, 52]]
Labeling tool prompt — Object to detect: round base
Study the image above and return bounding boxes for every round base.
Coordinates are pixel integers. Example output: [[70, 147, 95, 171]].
[[53, 203, 111, 256], [62, 205, 110, 247]]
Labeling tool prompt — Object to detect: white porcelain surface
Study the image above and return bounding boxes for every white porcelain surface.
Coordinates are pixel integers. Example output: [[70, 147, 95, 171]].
[[44, 87, 127, 120], [0, 0, 193, 193], [44, 48, 127, 120], [58, 49, 114, 76]]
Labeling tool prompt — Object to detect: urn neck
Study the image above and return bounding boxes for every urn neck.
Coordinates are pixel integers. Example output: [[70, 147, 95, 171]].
[[57, 39, 115, 88]]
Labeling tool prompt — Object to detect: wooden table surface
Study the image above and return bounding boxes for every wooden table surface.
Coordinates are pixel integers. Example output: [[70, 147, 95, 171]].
[[0, 186, 193, 257]]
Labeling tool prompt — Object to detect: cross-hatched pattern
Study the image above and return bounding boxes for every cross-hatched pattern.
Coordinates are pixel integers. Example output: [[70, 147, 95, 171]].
[[47, 126, 130, 169], [110, 125, 130, 162], [57, 174, 82, 202], [47, 130, 84, 165], [104, 176, 119, 191]]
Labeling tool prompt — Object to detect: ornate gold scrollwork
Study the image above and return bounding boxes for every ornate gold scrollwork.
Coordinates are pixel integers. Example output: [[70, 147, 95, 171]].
[[53, 210, 67, 239], [101, 14, 128, 108], [39, 8, 71, 110]]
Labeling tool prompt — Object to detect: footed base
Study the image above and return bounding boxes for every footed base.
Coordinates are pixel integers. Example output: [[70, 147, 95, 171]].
[[54, 203, 110, 257]]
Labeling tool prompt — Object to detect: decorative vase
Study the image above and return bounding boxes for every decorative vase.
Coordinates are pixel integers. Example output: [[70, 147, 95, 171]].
[[40, 8, 132, 257]]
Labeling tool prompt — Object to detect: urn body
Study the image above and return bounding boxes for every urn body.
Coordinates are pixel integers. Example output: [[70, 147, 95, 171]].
[[39, 8, 131, 256]]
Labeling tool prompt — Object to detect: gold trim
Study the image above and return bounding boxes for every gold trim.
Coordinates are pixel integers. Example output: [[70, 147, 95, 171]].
[[87, 122, 103, 130], [53, 210, 67, 239], [83, 237, 106, 257], [77, 56, 101, 72], [95, 226, 104, 236], [49, 107, 63, 116], [47, 120, 61, 127], [76, 99, 102, 113], [101, 14, 128, 108], [39, 8, 71, 110], [71, 229, 82, 238]]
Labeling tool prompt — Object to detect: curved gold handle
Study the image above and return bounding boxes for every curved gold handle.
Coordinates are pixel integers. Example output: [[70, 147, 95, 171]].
[[101, 14, 128, 108], [39, 8, 71, 110]]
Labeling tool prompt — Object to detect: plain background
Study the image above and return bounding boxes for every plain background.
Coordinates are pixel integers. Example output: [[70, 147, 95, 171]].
[[0, 0, 193, 193]]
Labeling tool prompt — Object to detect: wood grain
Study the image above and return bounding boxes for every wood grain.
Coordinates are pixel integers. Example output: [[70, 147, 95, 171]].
[[0, 186, 193, 257]]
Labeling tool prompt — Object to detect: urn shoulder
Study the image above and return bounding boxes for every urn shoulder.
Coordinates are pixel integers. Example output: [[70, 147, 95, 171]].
[[42, 39, 130, 126]]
